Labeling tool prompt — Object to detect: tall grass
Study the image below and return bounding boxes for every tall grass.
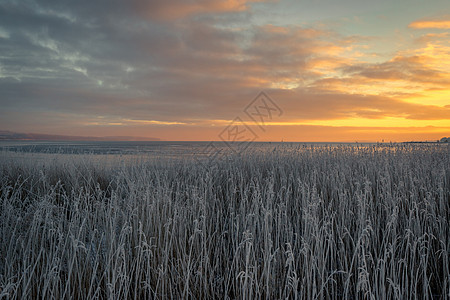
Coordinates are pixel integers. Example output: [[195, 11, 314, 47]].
[[0, 144, 449, 299]]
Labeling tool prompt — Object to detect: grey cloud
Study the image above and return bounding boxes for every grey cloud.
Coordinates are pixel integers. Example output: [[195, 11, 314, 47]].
[[341, 56, 450, 85], [1, 0, 448, 136]]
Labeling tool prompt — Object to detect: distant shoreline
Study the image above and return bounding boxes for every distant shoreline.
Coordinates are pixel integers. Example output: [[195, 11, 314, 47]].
[[0, 130, 160, 142], [403, 141, 444, 144]]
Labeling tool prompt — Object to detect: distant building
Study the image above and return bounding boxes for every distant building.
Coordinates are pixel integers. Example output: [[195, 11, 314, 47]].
[[440, 137, 449, 143]]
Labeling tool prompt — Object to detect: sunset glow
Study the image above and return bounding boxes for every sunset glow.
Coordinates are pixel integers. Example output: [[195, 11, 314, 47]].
[[1, 0, 449, 141]]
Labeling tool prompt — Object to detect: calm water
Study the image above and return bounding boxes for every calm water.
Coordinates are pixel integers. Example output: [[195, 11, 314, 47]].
[[0, 140, 376, 157], [0, 140, 446, 168]]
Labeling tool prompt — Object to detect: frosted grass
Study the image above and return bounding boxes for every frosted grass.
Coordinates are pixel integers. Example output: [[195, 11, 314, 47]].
[[0, 144, 449, 299]]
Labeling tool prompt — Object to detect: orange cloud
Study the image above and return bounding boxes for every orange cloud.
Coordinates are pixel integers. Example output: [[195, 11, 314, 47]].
[[3, 3, 449, 142], [133, 0, 270, 20], [409, 18, 450, 29]]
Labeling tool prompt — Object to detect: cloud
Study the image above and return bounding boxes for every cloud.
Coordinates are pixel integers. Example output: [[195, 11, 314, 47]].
[[132, 0, 270, 20], [269, 89, 450, 121], [342, 55, 450, 85], [0, 0, 449, 141], [409, 18, 450, 29], [25, 0, 271, 22]]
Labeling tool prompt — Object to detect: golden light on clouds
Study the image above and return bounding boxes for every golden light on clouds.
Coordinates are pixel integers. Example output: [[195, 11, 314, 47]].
[[409, 19, 450, 29], [403, 89, 450, 107], [295, 118, 450, 129], [1, 1, 450, 141]]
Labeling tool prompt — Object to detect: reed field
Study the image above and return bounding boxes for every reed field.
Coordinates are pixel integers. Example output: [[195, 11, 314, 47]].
[[0, 143, 449, 299]]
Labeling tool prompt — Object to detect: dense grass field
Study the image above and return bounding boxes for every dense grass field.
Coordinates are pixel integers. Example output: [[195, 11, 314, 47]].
[[0, 144, 449, 299]]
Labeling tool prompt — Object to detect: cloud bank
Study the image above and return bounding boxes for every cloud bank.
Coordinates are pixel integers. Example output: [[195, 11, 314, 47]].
[[0, 0, 449, 141]]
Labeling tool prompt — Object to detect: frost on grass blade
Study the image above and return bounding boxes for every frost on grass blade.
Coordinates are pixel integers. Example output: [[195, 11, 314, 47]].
[[0, 144, 449, 298], [194, 141, 224, 168]]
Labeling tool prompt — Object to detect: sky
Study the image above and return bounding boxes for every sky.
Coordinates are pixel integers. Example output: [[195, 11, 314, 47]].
[[0, 0, 449, 142]]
